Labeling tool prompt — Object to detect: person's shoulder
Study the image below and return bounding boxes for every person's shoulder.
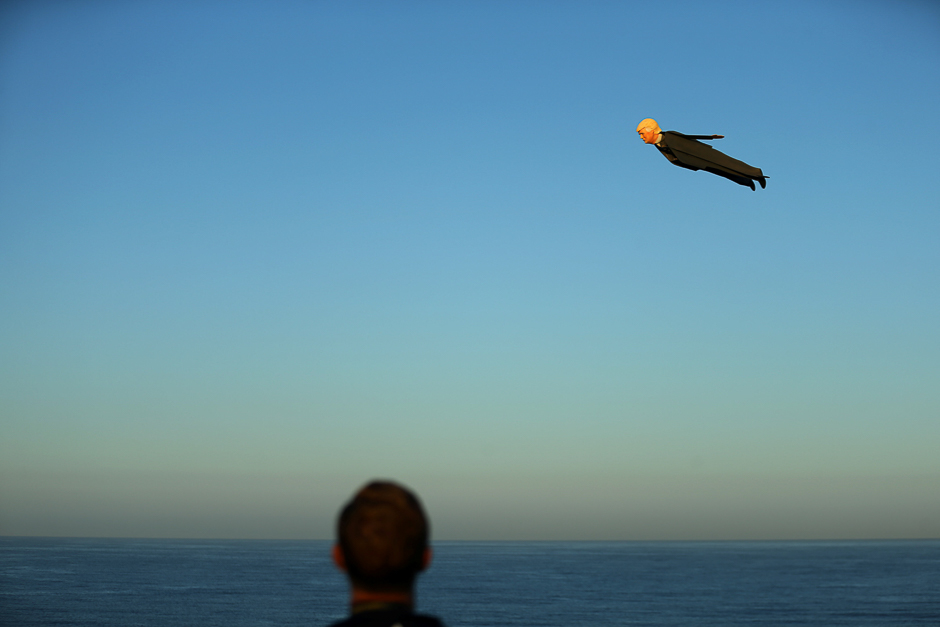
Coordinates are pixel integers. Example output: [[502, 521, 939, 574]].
[[660, 131, 711, 150], [657, 130, 680, 145], [661, 130, 690, 142], [329, 610, 446, 627]]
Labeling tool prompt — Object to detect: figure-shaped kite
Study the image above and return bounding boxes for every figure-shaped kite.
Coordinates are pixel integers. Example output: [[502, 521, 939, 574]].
[[637, 118, 767, 190]]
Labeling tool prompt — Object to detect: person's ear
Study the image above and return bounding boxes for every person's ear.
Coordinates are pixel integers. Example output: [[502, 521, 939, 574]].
[[332, 544, 347, 572], [420, 547, 432, 571]]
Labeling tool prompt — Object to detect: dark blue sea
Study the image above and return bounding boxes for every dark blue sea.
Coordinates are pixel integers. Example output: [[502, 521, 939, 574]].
[[1, 538, 938, 626]]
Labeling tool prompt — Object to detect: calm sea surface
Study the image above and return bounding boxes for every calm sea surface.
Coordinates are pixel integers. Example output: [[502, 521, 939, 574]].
[[1, 538, 938, 626]]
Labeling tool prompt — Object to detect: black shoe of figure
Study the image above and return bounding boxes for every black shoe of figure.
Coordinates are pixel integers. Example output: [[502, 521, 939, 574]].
[[758, 176, 766, 189], [748, 179, 756, 191]]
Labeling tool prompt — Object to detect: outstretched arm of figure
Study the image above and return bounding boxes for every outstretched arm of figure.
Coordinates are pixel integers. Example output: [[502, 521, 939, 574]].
[[683, 134, 725, 140]]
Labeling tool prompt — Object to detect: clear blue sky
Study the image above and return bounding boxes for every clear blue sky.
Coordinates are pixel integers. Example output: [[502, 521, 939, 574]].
[[1, 0, 938, 540]]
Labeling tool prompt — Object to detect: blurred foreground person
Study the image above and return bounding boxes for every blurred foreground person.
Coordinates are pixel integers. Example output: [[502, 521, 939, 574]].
[[637, 118, 767, 190], [330, 481, 446, 627]]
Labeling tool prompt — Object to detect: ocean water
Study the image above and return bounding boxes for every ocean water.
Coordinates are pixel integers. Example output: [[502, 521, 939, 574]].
[[1, 538, 938, 626]]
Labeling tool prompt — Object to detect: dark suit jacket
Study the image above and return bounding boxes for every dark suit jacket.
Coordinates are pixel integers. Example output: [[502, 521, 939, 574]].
[[656, 131, 764, 189], [329, 608, 446, 627]]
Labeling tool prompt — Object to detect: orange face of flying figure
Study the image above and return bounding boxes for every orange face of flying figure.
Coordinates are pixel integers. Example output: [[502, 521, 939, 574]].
[[636, 118, 662, 144]]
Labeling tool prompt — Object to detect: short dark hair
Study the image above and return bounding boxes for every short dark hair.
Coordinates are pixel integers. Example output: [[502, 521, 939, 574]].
[[337, 480, 429, 591]]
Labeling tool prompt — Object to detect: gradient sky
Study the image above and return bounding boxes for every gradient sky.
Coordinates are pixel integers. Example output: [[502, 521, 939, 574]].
[[1, 0, 938, 541]]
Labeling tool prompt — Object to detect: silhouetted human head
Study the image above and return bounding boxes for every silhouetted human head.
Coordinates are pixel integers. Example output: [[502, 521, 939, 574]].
[[335, 480, 430, 593], [636, 118, 662, 144]]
